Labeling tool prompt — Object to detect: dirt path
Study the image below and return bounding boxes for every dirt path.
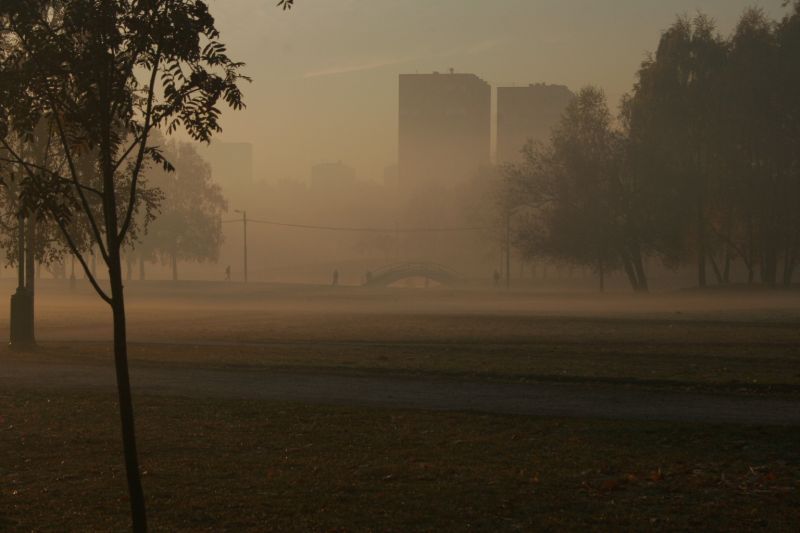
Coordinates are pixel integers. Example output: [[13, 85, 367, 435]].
[[3, 356, 800, 426]]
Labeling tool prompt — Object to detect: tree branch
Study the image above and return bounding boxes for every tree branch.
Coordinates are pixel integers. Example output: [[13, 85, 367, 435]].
[[50, 208, 113, 305], [118, 47, 161, 242], [10, 23, 111, 264]]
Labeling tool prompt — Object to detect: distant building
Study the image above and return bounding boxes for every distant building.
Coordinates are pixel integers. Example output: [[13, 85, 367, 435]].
[[398, 71, 491, 189], [496, 83, 574, 165], [310, 161, 357, 194]]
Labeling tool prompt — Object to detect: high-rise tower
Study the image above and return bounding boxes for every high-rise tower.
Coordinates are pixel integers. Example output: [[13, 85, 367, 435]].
[[398, 71, 491, 189]]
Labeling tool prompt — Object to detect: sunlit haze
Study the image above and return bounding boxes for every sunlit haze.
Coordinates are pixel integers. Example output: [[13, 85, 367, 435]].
[[210, 0, 785, 182], [1, 1, 799, 530]]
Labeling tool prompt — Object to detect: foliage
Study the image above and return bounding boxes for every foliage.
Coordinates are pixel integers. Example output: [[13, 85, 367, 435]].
[[145, 140, 227, 278], [507, 88, 649, 291], [0, 129, 79, 270], [505, 5, 800, 291], [0, 1, 252, 530]]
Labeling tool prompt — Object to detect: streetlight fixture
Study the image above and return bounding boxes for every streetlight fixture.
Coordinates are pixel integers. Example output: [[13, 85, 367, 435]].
[[234, 209, 248, 283]]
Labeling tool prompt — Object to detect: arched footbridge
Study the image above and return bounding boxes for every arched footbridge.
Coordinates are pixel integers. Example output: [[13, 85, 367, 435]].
[[364, 262, 462, 287]]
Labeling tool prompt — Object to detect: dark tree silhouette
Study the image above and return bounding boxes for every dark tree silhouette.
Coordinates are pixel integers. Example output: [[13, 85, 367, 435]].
[[0, 129, 79, 346], [0, 1, 254, 530], [505, 4, 800, 291], [506, 87, 651, 292]]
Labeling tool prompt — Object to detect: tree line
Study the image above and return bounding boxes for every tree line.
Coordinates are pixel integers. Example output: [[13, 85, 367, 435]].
[[503, 5, 800, 292], [0, 137, 226, 284]]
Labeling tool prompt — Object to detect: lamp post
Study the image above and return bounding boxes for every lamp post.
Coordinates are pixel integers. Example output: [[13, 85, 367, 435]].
[[505, 211, 511, 290], [505, 204, 529, 290], [234, 209, 248, 283], [10, 212, 35, 349]]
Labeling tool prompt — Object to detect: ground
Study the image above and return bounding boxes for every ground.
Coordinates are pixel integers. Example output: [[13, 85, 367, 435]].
[[1, 280, 799, 531]]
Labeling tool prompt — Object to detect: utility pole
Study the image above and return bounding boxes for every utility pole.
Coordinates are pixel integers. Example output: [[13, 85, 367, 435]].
[[505, 211, 511, 290], [235, 209, 248, 282]]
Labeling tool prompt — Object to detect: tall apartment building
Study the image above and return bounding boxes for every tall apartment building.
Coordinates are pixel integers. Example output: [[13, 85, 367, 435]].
[[496, 83, 574, 165], [398, 71, 491, 189]]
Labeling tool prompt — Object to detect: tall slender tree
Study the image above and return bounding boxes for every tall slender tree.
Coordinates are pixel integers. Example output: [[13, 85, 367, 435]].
[[0, 1, 250, 530]]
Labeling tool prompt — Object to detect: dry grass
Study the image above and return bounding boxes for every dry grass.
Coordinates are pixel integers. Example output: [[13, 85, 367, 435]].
[[0, 280, 796, 390], [2, 390, 799, 532], [3, 281, 800, 530]]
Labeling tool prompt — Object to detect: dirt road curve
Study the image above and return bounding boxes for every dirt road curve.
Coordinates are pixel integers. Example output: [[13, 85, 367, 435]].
[[3, 358, 800, 425]]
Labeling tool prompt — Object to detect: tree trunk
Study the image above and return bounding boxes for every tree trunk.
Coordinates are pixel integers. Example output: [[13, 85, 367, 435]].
[[747, 216, 755, 285], [709, 252, 724, 286], [723, 249, 732, 285], [697, 198, 707, 288], [25, 216, 35, 292], [783, 248, 796, 288], [721, 217, 733, 285], [98, 94, 146, 529], [25, 216, 36, 341], [633, 251, 649, 293], [620, 254, 639, 292], [108, 251, 147, 532], [762, 244, 778, 287], [598, 259, 606, 293]]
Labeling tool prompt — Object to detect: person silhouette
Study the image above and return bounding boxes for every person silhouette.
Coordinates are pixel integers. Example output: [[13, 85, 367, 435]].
[[332, 269, 339, 286], [493, 269, 501, 287], [225, 265, 231, 281]]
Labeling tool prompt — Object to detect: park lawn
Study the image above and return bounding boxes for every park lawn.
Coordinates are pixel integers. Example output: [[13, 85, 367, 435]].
[[30, 332, 800, 392], [1, 390, 799, 532], [6, 281, 800, 390]]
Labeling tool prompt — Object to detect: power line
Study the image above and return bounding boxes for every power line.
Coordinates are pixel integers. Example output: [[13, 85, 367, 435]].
[[221, 218, 487, 233]]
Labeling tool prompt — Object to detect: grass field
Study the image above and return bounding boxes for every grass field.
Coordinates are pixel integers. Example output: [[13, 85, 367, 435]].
[[8, 280, 800, 390], [2, 391, 799, 532], [2, 280, 800, 530]]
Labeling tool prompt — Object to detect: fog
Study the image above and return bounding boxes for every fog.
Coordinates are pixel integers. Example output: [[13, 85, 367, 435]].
[[67, 0, 782, 286], [207, 0, 784, 181], [2, 1, 800, 531]]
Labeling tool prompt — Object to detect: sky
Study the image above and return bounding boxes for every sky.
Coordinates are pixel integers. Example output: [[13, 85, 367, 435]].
[[206, 0, 789, 186]]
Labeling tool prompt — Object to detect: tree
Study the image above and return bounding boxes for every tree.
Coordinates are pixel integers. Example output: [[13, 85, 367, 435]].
[[722, 7, 800, 287], [0, 128, 70, 345], [507, 87, 650, 292], [0, 1, 249, 530], [626, 15, 727, 288], [146, 140, 227, 281], [777, 2, 800, 285]]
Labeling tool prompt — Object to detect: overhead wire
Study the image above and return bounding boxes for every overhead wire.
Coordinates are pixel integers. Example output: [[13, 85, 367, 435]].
[[221, 218, 488, 233]]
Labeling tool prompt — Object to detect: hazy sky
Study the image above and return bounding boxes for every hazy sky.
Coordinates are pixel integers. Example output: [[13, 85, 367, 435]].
[[207, 0, 788, 187]]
